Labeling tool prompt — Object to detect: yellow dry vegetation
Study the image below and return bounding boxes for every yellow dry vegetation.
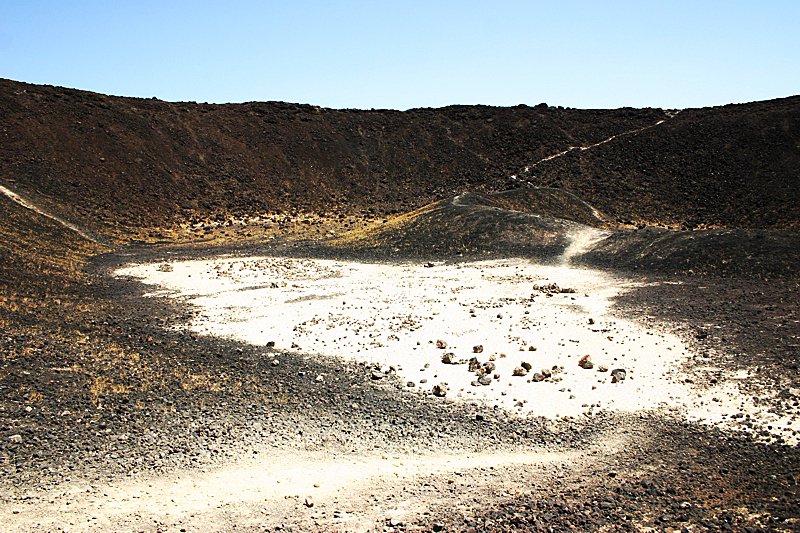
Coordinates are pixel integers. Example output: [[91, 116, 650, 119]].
[[328, 201, 439, 248], [181, 371, 226, 392], [0, 194, 109, 297]]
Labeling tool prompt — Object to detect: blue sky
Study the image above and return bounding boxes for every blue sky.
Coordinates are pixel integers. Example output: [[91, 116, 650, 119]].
[[2, 1, 798, 110]]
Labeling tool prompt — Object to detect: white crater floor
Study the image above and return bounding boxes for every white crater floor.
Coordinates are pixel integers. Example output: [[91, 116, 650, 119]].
[[116, 256, 796, 442]]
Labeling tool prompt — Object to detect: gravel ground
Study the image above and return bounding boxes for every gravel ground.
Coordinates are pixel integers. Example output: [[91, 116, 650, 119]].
[[1, 244, 799, 532]]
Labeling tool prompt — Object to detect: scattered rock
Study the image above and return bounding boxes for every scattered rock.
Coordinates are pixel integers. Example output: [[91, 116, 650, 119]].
[[528, 345, 537, 351], [597, 364, 609, 372], [532, 283, 576, 294], [512, 366, 528, 377], [520, 361, 532, 371], [473, 344, 484, 353], [371, 371, 384, 380], [441, 352, 456, 364], [531, 372, 545, 382], [468, 357, 481, 372], [478, 374, 493, 386], [436, 339, 447, 349], [579, 355, 594, 369], [432, 384, 447, 397], [611, 369, 627, 383], [271, 359, 280, 367]]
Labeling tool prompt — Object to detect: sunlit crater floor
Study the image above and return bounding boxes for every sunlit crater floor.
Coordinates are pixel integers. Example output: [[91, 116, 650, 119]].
[[116, 256, 797, 443]]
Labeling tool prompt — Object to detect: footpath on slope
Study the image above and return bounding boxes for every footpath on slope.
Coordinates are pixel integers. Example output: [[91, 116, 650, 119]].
[[0, 184, 113, 247], [507, 110, 681, 191]]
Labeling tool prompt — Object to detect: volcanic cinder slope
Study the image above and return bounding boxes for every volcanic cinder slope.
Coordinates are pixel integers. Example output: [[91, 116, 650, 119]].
[[2, 77, 798, 235], [1, 78, 800, 533]]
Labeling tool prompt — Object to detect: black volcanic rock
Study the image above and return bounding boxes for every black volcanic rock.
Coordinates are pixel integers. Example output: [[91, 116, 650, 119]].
[[1, 78, 666, 232], [530, 99, 800, 230]]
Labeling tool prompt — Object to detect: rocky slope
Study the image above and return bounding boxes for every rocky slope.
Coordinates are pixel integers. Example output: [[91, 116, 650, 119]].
[[529, 97, 800, 230], [2, 79, 800, 532], [0, 78, 663, 235], [3, 77, 798, 239]]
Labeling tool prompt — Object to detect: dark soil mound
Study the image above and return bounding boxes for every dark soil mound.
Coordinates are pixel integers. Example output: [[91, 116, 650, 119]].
[[319, 188, 800, 279], [325, 189, 604, 260], [578, 226, 800, 279], [456, 187, 608, 228]]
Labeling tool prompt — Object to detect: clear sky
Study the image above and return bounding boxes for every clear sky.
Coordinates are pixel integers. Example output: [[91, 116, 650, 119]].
[[2, 1, 798, 110]]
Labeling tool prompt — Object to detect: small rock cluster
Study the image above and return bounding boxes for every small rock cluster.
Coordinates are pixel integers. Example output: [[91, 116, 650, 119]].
[[531, 283, 576, 295], [438, 340, 628, 389]]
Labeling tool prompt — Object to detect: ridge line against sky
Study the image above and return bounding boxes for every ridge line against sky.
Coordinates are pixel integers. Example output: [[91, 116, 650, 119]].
[[2, 1, 799, 111]]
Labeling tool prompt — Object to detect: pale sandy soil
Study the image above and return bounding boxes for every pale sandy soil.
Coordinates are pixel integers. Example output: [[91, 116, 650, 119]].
[[1, 442, 619, 532], [116, 256, 795, 440]]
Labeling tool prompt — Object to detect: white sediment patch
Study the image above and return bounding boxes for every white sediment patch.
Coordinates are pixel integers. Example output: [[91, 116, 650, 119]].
[[116, 256, 797, 442]]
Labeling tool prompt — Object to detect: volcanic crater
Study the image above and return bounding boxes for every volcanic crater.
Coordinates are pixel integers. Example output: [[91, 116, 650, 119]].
[[1, 78, 799, 532]]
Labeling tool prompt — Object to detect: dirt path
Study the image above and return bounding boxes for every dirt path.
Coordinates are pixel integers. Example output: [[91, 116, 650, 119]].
[[0, 428, 628, 532], [510, 110, 681, 188], [0, 184, 112, 246]]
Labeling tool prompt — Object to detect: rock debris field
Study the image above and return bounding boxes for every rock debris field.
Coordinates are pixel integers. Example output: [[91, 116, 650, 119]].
[[117, 256, 797, 443]]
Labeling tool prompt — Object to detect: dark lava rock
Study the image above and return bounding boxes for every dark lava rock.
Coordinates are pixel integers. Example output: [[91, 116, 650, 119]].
[[513, 366, 528, 377]]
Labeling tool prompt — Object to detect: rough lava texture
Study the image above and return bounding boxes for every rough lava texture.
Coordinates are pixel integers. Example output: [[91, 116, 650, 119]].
[[1, 78, 800, 532], [0, 78, 667, 235], [529, 99, 800, 230]]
